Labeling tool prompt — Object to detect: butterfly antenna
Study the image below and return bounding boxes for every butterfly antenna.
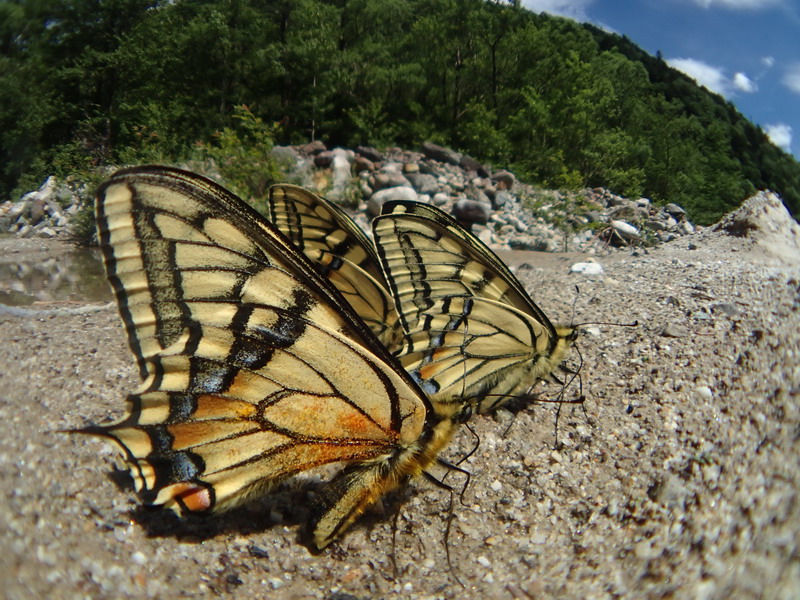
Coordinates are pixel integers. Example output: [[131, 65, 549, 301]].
[[423, 461, 471, 588], [443, 491, 466, 589], [571, 284, 580, 326], [456, 421, 480, 466], [390, 502, 401, 579], [502, 412, 516, 438], [571, 319, 639, 328]]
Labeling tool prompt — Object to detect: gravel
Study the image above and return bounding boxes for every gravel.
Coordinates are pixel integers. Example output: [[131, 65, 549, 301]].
[[1, 201, 798, 599]]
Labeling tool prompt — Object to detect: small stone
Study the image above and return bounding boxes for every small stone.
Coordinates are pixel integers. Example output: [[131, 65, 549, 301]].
[[570, 261, 604, 275], [695, 386, 713, 401], [367, 186, 418, 216], [421, 141, 461, 165], [664, 202, 686, 217], [712, 302, 740, 317], [634, 540, 661, 560], [661, 323, 689, 338], [492, 170, 515, 190]]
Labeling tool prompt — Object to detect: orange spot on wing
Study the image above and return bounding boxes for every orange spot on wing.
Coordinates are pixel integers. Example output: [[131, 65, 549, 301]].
[[171, 483, 213, 512], [337, 410, 374, 436], [420, 362, 445, 379], [194, 394, 256, 420]]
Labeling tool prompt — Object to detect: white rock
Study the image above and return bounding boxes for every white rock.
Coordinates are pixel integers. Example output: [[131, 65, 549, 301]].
[[570, 261, 604, 275], [695, 386, 713, 401], [611, 219, 640, 239], [329, 148, 352, 200]]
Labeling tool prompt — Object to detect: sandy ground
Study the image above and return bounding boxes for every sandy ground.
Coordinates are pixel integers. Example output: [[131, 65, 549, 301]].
[[1, 218, 798, 599]]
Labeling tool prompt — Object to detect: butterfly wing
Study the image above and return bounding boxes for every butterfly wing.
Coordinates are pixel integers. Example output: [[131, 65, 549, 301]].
[[267, 184, 399, 346], [83, 166, 452, 549], [372, 201, 574, 413]]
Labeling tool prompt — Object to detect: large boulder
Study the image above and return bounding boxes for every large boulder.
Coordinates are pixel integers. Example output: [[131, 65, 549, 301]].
[[421, 142, 461, 166], [367, 186, 419, 216], [453, 198, 491, 225]]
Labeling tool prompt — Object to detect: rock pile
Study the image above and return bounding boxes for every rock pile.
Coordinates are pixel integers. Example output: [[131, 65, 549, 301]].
[[4, 141, 702, 251], [712, 190, 800, 265], [278, 141, 698, 252], [1, 176, 87, 239]]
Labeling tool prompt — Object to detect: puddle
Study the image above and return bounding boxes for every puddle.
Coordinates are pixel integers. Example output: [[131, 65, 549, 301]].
[[0, 244, 111, 306]]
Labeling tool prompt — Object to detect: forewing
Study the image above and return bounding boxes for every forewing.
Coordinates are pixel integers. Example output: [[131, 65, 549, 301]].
[[375, 200, 556, 335], [373, 202, 563, 411], [268, 184, 399, 345], [88, 166, 428, 518], [395, 297, 553, 412]]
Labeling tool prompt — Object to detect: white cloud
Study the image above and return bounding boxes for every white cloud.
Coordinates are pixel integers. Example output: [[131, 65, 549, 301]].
[[765, 123, 792, 152], [667, 57, 756, 97], [761, 56, 775, 68], [668, 58, 729, 95], [685, 0, 783, 9], [782, 63, 800, 95], [519, 0, 594, 21], [732, 72, 757, 93]]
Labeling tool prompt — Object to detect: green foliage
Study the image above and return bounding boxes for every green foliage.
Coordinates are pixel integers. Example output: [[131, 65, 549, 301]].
[[1, 0, 799, 225], [195, 105, 282, 205], [59, 170, 109, 246]]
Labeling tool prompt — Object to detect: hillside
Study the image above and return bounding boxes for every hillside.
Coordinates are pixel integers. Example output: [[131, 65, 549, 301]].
[[1, 0, 798, 223]]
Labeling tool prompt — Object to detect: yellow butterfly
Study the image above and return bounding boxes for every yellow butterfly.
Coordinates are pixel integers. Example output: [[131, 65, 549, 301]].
[[372, 201, 577, 415], [77, 166, 464, 549], [267, 184, 399, 346]]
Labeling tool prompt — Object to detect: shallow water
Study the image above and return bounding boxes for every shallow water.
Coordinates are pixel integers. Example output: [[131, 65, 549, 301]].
[[0, 242, 110, 306]]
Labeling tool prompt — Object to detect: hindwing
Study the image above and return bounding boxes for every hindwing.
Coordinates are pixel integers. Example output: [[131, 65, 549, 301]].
[[372, 201, 575, 414], [79, 166, 457, 549], [267, 184, 399, 346]]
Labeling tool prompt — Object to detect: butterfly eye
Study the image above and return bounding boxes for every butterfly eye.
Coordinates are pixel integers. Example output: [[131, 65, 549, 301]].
[[455, 404, 473, 425]]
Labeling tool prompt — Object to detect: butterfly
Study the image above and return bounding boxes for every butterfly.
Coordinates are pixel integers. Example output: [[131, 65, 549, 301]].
[[77, 166, 465, 550], [372, 200, 577, 415], [267, 184, 399, 346]]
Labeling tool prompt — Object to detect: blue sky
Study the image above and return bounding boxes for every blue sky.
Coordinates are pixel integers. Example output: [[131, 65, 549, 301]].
[[520, 0, 800, 159]]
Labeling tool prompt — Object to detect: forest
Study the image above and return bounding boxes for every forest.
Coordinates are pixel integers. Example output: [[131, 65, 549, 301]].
[[1, 0, 798, 224]]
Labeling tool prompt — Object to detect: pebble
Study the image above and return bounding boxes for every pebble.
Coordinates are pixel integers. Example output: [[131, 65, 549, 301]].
[[661, 323, 689, 337], [570, 261, 604, 275], [695, 386, 713, 401]]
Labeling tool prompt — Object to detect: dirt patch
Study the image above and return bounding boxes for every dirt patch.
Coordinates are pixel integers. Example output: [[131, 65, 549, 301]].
[[1, 229, 798, 599]]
